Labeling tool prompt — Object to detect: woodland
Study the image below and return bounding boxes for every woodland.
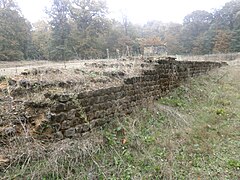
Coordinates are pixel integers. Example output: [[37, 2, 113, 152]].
[[0, 0, 240, 61]]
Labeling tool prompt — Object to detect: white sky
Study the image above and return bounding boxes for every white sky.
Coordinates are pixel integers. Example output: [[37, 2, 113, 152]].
[[16, 0, 231, 24]]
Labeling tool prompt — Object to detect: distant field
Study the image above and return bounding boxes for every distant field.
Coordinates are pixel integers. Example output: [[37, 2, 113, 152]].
[[0, 59, 119, 76]]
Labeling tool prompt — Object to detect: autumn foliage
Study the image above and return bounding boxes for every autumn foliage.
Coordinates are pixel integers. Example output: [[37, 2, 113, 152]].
[[1, 0, 240, 60]]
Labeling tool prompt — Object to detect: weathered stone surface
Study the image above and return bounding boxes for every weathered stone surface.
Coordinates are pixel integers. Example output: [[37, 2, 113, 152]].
[[21, 70, 30, 75], [58, 81, 68, 88], [82, 123, 90, 132], [51, 103, 66, 113], [31, 68, 38, 75], [19, 79, 30, 88], [75, 124, 82, 133], [125, 77, 139, 84], [64, 128, 76, 138], [61, 120, 71, 130], [10, 87, 25, 96], [55, 131, 64, 139], [66, 101, 78, 111], [4, 127, 16, 136], [75, 109, 86, 122], [25, 101, 49, 108], [0, 75, 6, 83], [58, 94, 71, 103], [67, 109, 76, 120], [8, 79, 17, 86], [44, 92, 52, 99], [53, 112, 67, 123], [77, 92, 87, 99]]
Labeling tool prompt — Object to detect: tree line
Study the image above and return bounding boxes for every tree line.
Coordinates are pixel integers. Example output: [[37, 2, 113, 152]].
[[0, 0, 240, 61]]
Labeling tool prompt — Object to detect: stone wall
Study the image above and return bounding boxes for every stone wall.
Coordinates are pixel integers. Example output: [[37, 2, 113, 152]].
[[1, 60, 225, 140]]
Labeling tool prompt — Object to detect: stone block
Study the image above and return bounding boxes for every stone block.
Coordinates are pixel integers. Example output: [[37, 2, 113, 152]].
[[64, 128, 76, 138], [58, 94, 71, 103], [61, 120, 71, 130], [51, 103, 66, 113], [67, 109, 76, 120], [53, 112, 67, 123], [55, 131, 64, 139]]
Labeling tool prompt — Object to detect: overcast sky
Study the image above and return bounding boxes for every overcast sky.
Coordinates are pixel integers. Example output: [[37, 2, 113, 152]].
[[17, 0, 231, 24]]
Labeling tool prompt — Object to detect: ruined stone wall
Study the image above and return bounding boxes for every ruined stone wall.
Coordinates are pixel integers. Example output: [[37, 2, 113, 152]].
[[1, 60, 224, 140]]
